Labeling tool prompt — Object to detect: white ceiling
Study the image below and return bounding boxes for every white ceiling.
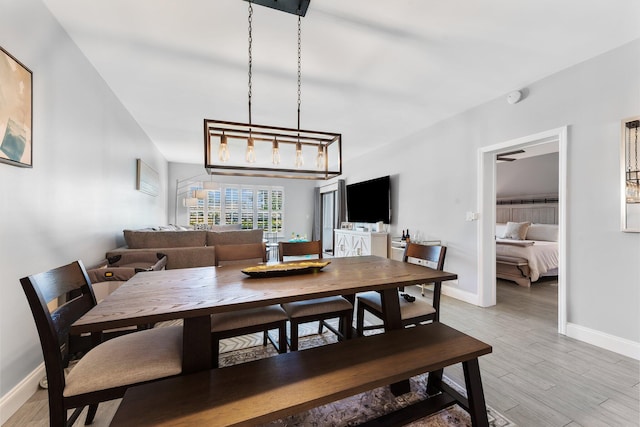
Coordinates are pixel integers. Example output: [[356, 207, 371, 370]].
[[41, 0, 640, 165]]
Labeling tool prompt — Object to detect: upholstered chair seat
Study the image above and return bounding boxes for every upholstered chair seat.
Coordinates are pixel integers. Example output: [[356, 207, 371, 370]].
[[356, 291, 436, 323], [211, 305, 288, 332], [63, 326, 182, 397], [281, 297, 353, 318]]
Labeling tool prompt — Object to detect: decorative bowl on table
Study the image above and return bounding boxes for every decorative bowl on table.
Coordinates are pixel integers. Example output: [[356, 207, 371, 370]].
[[241, 261, 331, 278]]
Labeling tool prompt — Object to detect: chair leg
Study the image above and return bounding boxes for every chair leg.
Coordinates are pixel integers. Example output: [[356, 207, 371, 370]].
[[344, 311, 353, 340], [318, 320, 324, 334], [289, 321, 299, 351], [263, 330, 268, 346], [278, 322, 287, 353], [65, 406, 84, 427], [211, 335, 220, 368], [356, 303, 365, 336], [85, 403, 99, 425]]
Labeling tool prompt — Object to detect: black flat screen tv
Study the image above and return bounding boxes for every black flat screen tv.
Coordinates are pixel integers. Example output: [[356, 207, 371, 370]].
[[346, 175, 391, 224]]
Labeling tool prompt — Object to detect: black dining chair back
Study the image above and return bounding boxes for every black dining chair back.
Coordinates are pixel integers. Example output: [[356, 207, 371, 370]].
[[404, 243, 447, 298], [278, 240, 322, 260], [215, 242, 267, 266], [21, 260, 97, 401]]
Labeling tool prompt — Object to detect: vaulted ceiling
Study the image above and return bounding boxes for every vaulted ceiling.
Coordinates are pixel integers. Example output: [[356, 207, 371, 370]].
[[42, 0, 640, 164]]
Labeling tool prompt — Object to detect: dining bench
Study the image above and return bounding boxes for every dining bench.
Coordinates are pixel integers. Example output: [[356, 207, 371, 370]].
[[109, 322, 492, 427]]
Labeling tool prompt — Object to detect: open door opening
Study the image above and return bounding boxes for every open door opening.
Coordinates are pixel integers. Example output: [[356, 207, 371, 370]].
[[478, 127, 567, 335]]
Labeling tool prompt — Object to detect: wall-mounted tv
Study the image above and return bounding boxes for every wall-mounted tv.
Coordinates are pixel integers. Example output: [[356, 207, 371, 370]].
[[346, 175, 391, 224]]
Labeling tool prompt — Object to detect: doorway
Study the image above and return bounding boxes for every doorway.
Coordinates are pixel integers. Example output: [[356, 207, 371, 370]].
[[321, 191, 336, 255], [478, 126, 567, 335]]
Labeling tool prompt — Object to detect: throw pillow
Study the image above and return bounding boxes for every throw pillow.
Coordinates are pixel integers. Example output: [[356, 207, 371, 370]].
[[502, 221, 531, 240]]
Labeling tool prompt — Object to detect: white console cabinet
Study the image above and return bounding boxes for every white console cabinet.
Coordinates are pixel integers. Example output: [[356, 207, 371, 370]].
[[334, 229, 388, 258]]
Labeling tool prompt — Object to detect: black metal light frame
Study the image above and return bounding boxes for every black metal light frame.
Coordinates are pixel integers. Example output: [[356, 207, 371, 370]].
[[204, 119, 342, 180]]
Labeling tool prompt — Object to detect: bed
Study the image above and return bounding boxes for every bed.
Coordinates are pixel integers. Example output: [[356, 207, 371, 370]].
[[495, 222, 559, 287]]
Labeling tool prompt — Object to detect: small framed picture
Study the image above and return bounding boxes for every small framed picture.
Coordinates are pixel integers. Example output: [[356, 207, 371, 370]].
[[136, 159, 159, 196], [0, 46, 33, 168], [341, 222, 353, 230]]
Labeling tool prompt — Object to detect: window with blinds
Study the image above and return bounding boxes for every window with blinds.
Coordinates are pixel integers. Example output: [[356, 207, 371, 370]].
[[186, 184, 284, 235]]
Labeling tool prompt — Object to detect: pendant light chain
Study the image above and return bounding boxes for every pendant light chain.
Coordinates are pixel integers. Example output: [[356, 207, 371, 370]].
[[248, 1, 253, 126], [204, 2, 343, 179], [297, 15, 302, 131]]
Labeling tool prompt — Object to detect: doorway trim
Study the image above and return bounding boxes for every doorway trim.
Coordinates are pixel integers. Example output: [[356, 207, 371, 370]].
[[477, 126, 567, 335]]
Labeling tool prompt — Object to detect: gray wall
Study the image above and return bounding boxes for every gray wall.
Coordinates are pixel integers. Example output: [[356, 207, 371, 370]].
[[168, 162, 315, 238], [497, 153, 559, 198], [0, 0, 168, 397], [340, 39, 640, 343]]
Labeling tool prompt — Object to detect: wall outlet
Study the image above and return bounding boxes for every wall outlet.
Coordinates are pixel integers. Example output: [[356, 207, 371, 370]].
[[465, 212, 479, 221]]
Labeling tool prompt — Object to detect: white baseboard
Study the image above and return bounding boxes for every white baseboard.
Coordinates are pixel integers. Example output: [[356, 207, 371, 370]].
[[442, 281, 480, 305], [566, 322, 640, 361], [0, 363, 45, 425]]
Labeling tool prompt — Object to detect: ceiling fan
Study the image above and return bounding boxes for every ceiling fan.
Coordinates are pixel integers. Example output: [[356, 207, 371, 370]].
[[497, 149, 525, 162]]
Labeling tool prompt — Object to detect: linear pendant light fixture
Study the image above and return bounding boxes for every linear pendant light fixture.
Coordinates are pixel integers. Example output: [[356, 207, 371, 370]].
[[204, 0, 342, 180]]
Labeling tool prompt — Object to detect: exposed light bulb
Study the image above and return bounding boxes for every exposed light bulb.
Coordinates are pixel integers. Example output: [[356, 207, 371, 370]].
[[316, 145, 325, 169], [295, 141, 304, 168], [218, 133, 230, 162], [246, 137, 256, 163], [272, 139, 280, 165]]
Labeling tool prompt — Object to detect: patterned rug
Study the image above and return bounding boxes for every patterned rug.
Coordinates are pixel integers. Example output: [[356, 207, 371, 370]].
[[213, 328, 516, 427]]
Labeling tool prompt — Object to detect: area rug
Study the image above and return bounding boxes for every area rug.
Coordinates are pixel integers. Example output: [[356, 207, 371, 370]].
[[217, 331, 516, 427]]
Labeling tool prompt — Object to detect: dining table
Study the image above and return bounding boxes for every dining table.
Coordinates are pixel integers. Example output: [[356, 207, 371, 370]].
[[71, 255, 457, 393]]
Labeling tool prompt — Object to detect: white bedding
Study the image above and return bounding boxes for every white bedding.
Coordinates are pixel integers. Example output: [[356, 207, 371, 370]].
[[496, 238, 558, 282]]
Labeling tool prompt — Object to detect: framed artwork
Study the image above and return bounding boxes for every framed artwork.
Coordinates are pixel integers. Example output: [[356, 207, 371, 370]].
[[136, 159, 160, 196], [0, 46, 32, 168], [340, 222, 353, 230], [621, 116, 640, 232]]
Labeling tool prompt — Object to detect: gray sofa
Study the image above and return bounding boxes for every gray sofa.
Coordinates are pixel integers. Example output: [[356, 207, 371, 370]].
[[106, 227, 264, 270]]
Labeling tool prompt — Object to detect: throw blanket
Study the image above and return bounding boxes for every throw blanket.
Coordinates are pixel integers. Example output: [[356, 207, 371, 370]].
[[496, 240, 558, 281], [495, 238, 535, 247]]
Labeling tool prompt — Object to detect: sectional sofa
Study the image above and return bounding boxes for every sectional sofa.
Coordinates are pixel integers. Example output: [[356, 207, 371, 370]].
[[105, 226, 264, 270]]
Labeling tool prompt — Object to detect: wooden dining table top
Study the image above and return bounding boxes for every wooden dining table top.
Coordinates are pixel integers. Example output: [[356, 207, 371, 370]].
[[71, 255, 457, 334]]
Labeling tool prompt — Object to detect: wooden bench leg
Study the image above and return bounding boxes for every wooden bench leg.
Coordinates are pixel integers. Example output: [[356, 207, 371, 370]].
[[463, 358, 489, 427], [381, 288, 411, 396]]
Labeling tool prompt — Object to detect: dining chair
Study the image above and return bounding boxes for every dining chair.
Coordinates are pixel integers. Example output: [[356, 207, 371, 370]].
[[356, 243, 447, 336], [20, 260, 183, 427], [212, 242, 287, 367], [278, 240, 353, 351]]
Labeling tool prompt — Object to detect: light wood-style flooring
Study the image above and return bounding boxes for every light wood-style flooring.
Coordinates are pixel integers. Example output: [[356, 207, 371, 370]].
[[437, 279, 639, 427], [4, 279, 639, 427]]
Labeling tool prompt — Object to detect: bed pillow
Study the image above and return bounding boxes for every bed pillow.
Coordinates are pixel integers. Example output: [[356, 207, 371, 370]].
[[501, 221, 531, 240], [525, 223, 558, 242]]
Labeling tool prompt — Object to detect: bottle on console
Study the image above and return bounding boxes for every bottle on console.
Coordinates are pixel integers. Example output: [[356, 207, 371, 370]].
[[406, 229, 411, 243], [401, 230, 406, 241]]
